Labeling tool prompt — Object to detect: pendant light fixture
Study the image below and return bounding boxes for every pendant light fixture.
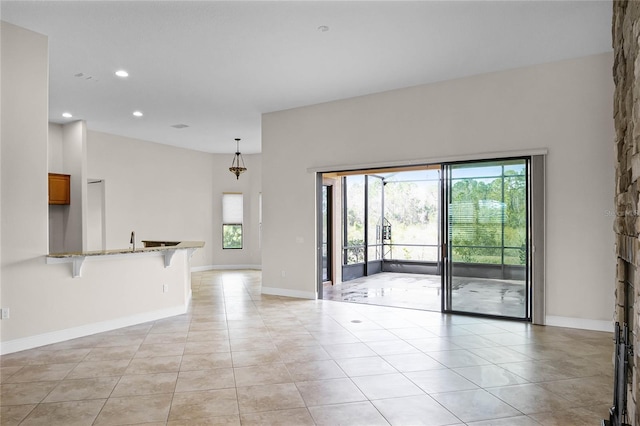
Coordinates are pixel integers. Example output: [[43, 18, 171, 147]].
[[229, 138, 247, 179]]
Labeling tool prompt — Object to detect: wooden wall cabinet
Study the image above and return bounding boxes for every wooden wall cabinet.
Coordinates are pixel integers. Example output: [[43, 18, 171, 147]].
[[48, 173, 70, 205]]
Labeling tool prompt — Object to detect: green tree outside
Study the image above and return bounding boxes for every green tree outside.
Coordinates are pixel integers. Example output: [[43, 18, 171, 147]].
[[450, 163, 526, 265], [223, 224, 242, 249], [342, 162, 527, 265]]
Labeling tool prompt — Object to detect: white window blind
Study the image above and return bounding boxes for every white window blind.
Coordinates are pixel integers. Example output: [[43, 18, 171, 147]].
[[222, 193, 243, 224]]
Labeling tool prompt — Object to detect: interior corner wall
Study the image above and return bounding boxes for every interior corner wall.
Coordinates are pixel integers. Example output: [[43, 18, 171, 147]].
[[262, 52, 615, 328]]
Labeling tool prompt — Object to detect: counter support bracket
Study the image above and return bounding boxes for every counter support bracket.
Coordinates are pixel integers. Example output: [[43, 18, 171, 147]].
[[45, 255, 86, 278], [187, 248, 196, 259], [164, 250, 176, 268], [73, 257, 85, 278]]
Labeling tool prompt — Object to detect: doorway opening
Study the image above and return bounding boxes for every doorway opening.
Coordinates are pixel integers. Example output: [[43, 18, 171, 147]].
[[86, 179, 106, 251], [317, 158, 534, 321]]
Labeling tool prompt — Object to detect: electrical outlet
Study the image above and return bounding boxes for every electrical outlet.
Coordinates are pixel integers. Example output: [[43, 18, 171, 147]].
[[1, 308, 9, 319], [281, 270, 286, 278], [163, 284, 169, 293]]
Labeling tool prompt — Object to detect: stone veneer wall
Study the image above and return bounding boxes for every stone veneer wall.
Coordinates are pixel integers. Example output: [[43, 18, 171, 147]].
[[614, 1, 640, 423]]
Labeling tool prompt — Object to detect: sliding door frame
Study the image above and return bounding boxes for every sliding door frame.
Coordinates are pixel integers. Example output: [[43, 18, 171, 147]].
[[316, 153, 545, 323], [530, 155, 545, 325], [441, 156, 537, 321]]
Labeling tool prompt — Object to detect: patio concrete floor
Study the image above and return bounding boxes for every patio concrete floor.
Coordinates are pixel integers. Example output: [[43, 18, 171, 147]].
[[323, 272, 527, 318]]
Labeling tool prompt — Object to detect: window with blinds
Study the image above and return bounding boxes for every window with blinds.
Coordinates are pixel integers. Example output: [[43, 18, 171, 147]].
[[222, 193, 243, 249]]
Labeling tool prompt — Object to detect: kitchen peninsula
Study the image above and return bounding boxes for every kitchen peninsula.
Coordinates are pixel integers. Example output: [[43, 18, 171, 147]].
[[7, 240, 209, 354], [47, 240, 204, 278]]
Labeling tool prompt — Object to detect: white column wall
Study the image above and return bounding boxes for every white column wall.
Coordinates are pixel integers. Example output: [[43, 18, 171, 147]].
[[262, 52, 615, 330], [48, 123, 65, 253], [62, 120, 87, 252], [1, 22, 50, 344]]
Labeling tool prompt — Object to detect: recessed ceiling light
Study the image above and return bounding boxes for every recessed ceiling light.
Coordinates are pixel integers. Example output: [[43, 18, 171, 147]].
[[132, 111, 143, 117], [62, 112, 73, 118], [318, 25, 329, 32], [115, 70, 129, 78]]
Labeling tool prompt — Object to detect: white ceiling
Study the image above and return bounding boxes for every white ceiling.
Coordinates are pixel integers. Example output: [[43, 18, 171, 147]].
[[1, 1, 612, 154]]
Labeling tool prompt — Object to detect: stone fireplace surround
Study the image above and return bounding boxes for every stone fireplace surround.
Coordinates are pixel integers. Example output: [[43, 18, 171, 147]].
[[614, 1, 640, 423]]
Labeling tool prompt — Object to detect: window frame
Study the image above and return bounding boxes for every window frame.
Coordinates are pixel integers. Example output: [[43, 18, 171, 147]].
[[222, 193, 243, 250]]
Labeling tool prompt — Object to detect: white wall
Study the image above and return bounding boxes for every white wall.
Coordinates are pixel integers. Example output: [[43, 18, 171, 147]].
[[86, 130, 262, 269], [86, 131, 214, 267], [262, 53, 616, 329], [210, 153, 262, 269], [86, 180, 105, 251], [1, 21, 49, 344], [48, 123, 64, 172]]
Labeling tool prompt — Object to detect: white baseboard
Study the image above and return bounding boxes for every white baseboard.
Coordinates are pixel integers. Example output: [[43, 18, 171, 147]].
[[0, 305, 188, 355], [545, 315, 613, 332], [191, 265, 213, 272], [191, 264, 262, 272], [261, 286, 316, 300]]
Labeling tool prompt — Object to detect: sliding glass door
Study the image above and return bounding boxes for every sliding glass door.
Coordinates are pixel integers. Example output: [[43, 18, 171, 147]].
[[343, 175, 365, 281], [442, 159, 530, 319], [342, 175, 384, 281]]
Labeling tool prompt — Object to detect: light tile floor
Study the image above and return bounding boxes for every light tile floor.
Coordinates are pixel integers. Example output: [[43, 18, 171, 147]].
[[1, 270, 614, 425]]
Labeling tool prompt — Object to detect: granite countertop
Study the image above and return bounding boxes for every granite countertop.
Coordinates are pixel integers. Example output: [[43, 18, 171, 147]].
[[48, 241, 205, 258]]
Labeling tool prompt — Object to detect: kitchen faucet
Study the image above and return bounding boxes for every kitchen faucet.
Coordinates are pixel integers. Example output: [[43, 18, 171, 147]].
[[130, 231, 135, 251]]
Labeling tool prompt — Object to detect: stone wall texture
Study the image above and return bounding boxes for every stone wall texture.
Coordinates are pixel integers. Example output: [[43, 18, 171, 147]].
[[613, 1, 640, 423]]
